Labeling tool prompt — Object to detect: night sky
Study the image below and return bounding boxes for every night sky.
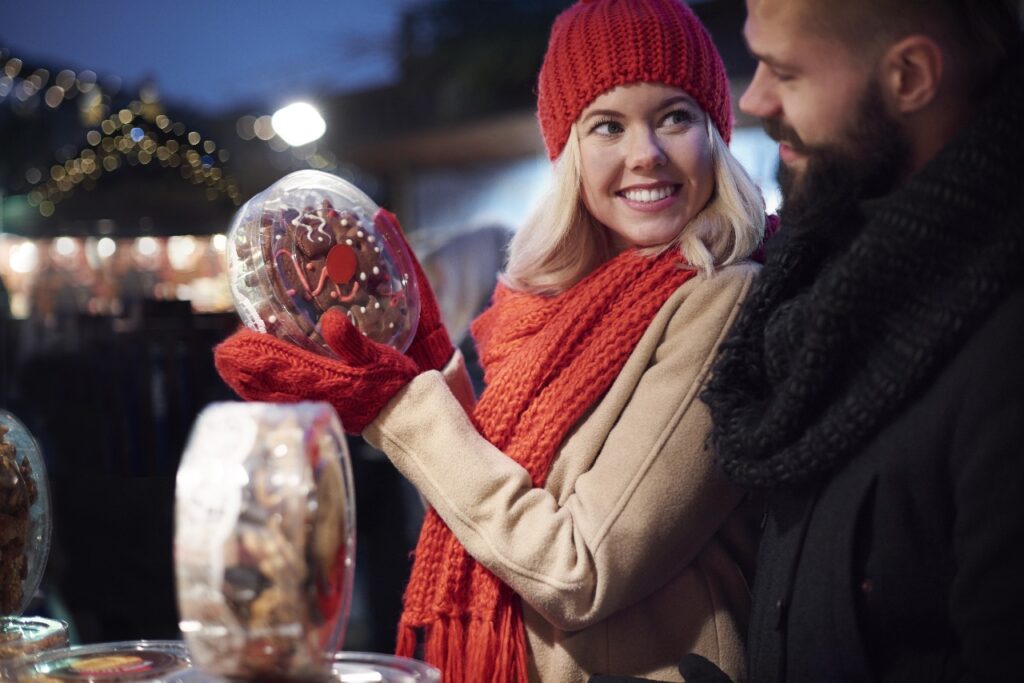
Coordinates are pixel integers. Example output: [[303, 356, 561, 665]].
[[0, 0, 425, 115]]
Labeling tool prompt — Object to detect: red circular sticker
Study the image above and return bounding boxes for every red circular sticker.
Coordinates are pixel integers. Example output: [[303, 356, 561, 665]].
[[326, 244, 357, 284]]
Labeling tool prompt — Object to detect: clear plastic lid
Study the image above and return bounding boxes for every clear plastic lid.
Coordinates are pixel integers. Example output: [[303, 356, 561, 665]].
[[0, 616, 69, 677], [12, 640, 203, 682], [226, 169, 420, 356], [0, 409, 52, 616], [331, 652, 441, 682], [175, 402, 356, 680]]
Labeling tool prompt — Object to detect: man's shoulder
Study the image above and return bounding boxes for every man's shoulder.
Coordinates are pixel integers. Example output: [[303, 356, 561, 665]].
[[958, 285, 1024, 366]]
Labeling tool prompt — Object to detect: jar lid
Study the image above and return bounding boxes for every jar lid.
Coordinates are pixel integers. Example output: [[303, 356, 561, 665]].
[[226, 169, 420, 356], [331, 652, 441, 682], [175, 401, 356, 680], [12, 640, 203, 682], [0, 616, 69, 676], [0, 409, 52, 615]]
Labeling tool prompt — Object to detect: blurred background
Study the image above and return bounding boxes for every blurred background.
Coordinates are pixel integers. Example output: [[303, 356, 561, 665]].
[[0, 0, 780, 654]]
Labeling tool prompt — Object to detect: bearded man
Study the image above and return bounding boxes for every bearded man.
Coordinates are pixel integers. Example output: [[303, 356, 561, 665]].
[[699, 0, 1024, 681], [593, 1, 1023, 681]]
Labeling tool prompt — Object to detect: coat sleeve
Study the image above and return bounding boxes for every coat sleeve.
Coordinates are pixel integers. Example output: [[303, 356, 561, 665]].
[[947, 289, 1024, 680], [363, 263, 758, 630], [439, 346, 476, 413]]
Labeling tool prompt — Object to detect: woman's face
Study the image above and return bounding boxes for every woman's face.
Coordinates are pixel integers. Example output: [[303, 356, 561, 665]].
[[577, 82, 715, 252]]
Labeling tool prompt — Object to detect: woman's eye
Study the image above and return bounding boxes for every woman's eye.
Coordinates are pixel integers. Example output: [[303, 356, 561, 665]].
[[591, 120, 624, 135], [662, 109, 696, 127]]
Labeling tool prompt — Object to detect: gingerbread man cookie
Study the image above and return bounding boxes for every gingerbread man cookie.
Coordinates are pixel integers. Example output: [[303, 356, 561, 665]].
[[227, 171, 419, 356]]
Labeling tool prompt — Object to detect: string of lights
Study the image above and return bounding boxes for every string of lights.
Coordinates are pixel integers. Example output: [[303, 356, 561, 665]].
[[1, 47, 242, 217]]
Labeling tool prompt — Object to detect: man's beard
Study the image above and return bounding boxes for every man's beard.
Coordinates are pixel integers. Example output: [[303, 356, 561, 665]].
[[765, 80, 912, 225]]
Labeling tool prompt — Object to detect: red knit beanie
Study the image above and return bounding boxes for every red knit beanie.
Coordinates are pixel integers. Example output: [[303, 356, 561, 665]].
[[537, 0, 733, 160]]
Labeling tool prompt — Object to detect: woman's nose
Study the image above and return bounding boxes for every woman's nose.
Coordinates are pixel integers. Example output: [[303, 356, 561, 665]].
[[627, 129, 667, 170]]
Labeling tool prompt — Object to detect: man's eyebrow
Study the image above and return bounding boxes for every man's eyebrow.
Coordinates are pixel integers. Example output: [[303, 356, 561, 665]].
[[742, 32, 794, 70], [749, 48, 797, 72]]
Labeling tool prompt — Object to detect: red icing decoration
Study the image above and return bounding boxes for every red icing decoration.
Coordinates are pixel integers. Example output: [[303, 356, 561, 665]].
[[326, 244, 358, 284]]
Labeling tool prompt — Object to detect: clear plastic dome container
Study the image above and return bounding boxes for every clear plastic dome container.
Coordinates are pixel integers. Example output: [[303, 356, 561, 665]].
[[174, 402, 356, 680], [227, 169, 420, 356], [0, 616, 69, 678], [11, 640, 203, 682], [0, 409, 51, 617], [331, 652, 441, 682]]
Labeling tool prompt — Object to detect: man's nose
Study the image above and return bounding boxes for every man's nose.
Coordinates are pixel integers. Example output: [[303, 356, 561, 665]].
[[739, 62, 781, 119]]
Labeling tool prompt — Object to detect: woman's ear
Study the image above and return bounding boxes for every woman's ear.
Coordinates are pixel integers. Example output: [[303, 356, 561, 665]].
[[878, 34, 945, 114]]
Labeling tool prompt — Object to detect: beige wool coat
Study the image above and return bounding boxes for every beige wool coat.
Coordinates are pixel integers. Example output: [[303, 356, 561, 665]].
[[364, 261, 760, 683]]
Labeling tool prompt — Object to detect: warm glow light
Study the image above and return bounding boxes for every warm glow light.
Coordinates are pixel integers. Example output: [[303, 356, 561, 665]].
[[54, 236, 78, 257], [136, 236, 158, 257], [168, 235, 198, 270], [271, 102, 326, 147], [212, 234, 227, 252], [97, 237, 117, 258], [10, 242, 39, 274]]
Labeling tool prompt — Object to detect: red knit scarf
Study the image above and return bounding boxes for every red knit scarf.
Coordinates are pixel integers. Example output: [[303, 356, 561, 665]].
[[395, 248, 697, 682]]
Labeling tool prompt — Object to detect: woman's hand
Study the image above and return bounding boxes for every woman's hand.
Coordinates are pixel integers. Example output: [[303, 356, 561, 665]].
[[214, 308, 419, 434], [374, 208, 455, 372]]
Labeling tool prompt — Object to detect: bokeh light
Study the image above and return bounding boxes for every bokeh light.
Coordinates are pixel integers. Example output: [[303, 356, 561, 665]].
[[270, 102, 326, 147]]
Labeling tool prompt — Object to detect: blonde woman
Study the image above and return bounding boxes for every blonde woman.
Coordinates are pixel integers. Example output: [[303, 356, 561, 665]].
[[216, 1, 768, 681]]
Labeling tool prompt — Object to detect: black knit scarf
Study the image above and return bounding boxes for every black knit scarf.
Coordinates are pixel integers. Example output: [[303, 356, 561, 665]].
[[703, 56, 1024, 489]]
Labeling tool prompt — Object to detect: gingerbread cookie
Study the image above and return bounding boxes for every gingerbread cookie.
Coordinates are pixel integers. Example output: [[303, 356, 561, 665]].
[[227, 170, 420, 356], [0, 413, 48, 617]]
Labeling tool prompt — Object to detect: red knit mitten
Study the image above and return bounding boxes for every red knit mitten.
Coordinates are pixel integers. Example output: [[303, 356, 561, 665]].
[[214, 309, 419, 434], [374, 208, 455, 372]]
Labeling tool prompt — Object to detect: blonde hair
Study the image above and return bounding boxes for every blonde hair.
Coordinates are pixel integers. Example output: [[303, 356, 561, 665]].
[[504, 116, 765, 295]]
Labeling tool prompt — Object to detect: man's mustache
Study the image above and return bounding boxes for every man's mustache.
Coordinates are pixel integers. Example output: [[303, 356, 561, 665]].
[[762, 118, 811, 156]]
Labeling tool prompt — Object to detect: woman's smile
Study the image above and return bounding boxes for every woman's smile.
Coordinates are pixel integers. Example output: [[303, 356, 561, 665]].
[[617, 182, 682, 211]]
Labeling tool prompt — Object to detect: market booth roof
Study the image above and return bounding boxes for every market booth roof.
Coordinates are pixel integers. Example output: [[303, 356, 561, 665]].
[[0, 48, 242, 238], [1, 162, 240, 238]]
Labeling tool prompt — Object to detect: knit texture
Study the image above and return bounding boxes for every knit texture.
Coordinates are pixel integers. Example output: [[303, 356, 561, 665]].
[[537, 0, 732, 159], [395, 247, 698, 682], [702, 55, 1024, 489], [374, 208, 455, 373], [214, 309, 420, 434]]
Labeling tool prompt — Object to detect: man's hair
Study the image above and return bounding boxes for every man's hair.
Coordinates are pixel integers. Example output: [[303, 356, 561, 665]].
[[503, 116, 765, 295], [810, 0, 1022, 95]]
